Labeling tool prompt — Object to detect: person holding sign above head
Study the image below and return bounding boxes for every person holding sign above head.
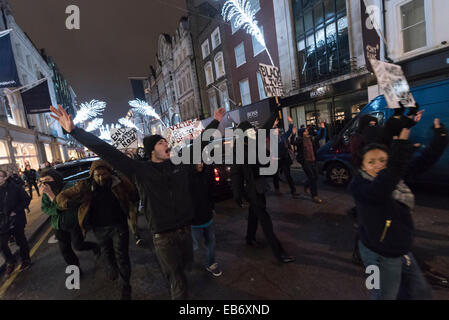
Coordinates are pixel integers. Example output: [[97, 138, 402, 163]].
[[50, 105, 226, 300]]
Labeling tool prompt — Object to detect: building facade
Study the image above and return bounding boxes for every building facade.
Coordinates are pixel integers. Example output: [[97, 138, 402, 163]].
[[172, 17, 203, 121], [0, 2, 70, 172]]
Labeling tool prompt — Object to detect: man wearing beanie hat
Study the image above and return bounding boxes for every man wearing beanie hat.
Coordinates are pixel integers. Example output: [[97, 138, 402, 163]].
[[51, 105, 226, 300], [40, 169, 100, 274], [56, 160, 139, 300]]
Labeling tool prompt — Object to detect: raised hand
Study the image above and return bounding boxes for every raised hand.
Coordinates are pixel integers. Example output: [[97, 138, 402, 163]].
[[287, 115, 293, 124], [214, 107, 226, 122], [434, 118, 441, 129], [50, 105, 76, 133]]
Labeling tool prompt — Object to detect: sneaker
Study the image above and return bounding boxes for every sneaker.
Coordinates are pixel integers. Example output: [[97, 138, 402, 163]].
[[280, 255, 296, 263], [312, 197, 323, 204], [135, 237, 143, 247], [4, 263, 16, 277], [206, 263, 223, 277], [121, 285, 132, 300], [19, 259, 31, 271]]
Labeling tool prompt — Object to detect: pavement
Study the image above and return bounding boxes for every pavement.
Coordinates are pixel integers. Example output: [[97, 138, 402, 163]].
[[0, 169, 448, 300]]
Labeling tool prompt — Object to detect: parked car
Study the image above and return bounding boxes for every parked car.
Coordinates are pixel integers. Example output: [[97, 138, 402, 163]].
[[317, 78, 449, 186], [53, 157, 100, 183]]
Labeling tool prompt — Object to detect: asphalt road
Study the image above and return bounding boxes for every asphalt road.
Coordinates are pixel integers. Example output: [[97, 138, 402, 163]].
[[1, 170, 448, 300]]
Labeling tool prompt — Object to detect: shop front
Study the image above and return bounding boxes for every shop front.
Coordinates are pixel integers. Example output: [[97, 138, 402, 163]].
[[281, 73, 377, 137]]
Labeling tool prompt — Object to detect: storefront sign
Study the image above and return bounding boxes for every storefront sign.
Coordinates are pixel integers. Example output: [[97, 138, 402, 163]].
[[370, 59, 416, 108], [164, 118, 204, 150], [361, 0, 381, 72], [258, 63, 284, 97], [310, 86, 331, 99], [110, 128, 138, 149]]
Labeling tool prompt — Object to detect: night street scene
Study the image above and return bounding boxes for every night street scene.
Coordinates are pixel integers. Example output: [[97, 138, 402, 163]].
[[1, 0, 449, 308]]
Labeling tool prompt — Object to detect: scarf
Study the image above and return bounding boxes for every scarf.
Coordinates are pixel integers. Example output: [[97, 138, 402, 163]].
[[360, 170, 415, 210]]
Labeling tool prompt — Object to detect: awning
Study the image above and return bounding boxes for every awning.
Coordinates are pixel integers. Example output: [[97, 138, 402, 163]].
[[0, 29, 21, 88], [21, 79, 52, 114]]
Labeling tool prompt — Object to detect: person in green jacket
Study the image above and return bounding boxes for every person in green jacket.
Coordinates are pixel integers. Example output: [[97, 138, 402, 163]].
[[40, 169, 100, 271]]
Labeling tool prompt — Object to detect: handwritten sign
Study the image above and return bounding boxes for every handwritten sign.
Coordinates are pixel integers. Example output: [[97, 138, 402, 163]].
[[164, 119, 204, 151], [370, 59, 416, 109], [110, 128, 138, 149], [258, 63, 284, 97]]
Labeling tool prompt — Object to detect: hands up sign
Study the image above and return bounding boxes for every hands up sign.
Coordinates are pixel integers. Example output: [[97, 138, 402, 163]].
[[258, 63, 284, 97], [110, 128, 138, 149], [369, 59, 416, 109]]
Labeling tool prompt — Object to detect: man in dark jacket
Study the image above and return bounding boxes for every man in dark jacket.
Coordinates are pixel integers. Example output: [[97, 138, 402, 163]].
[[56, 160, 138, 300], [50, 105, 225, 300], [231, 114, 296, 264], [293, 126, 322, 203], [22, 165, 40, 199], [40, 169, 99, 272], [0, 170, 31, 278], [272, 116, 299, 198], [190, 163, 222, 277]]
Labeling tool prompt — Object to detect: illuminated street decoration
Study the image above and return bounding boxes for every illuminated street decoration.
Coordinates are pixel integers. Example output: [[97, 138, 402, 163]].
[[128, 99, 160, 120], [73, 99, 107, 125], [222, 0, 274, 66], [99, 123, 121, 141], [118, 117, 141, 132], [85, 118, 103, 132]]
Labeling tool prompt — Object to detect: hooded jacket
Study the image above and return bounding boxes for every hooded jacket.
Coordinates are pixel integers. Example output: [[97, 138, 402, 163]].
[[66, 120, 220, 234], [56, 162, 139, 235]]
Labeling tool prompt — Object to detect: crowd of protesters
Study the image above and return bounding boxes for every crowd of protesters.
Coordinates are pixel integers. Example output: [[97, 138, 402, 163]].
[[0, 100, 447, 301]]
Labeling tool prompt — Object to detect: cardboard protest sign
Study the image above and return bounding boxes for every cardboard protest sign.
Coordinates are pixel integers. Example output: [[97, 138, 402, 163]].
[[370, 59, 416, 109], [258, 63, 284, 97], [110, 128, 138, 149], [164, 119, 204, 152]]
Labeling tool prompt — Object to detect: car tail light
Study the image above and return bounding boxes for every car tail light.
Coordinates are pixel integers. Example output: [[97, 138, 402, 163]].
[[214, 168, 220, 182]]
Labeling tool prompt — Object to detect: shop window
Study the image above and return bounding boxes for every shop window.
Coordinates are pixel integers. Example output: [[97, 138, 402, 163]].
[[400, 0, 426, 53], [44, 144, 53, 163], [12, 142, 38, 170], [0, 140, 9, 165]]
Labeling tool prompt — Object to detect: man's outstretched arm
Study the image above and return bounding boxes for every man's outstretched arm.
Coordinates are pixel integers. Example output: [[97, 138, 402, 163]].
[[50, 105, 137, 179]]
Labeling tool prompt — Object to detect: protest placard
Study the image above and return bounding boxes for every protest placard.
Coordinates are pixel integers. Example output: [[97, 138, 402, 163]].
[[369, 59, 416, 109], [258, 63, 284, 97], [110, 128, 138, 149], [164, 119, 204, 152]]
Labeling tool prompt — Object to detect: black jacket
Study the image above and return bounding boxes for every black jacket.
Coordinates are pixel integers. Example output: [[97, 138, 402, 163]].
[[349, 125, 449, 257], [23, 169, 38, 183], [0, 180, 31, 234], [231, 112, 277, 204], [190, 165, 215, 226], [69, 120, 220, 234]]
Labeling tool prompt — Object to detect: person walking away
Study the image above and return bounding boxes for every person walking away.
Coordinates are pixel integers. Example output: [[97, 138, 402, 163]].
[[190, 163, 222, 277], [22, 165, 40, 199], [40, 169, 100, 273], [294, 127, 322, 204], [0, 170, 31, 278], [56, 160, 138, 300], [50, 104, 225, 300], [350, 119, 448, 299]]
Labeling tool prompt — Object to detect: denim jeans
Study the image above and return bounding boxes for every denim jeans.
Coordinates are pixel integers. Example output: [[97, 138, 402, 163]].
[[153, 226, 193, 300], [191, 223, 216, 267], [358, 240, 432, 300]]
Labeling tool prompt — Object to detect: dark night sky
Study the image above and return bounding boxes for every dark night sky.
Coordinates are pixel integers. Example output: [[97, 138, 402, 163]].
[[9, 0, 186, 123]]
